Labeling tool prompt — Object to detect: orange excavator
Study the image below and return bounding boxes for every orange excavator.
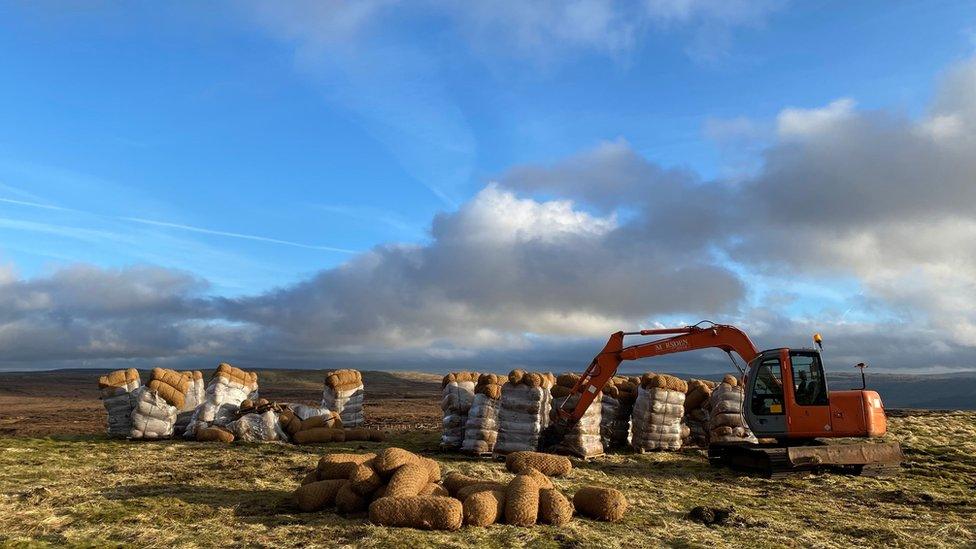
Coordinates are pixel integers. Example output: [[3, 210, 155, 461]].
[[542, 321, 903, 477]]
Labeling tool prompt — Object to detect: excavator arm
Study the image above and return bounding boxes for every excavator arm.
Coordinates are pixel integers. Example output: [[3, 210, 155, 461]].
[[552, 322, 759, 425]]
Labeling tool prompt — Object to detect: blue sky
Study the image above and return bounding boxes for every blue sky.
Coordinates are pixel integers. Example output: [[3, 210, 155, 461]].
[[2, 2, 976, 372]]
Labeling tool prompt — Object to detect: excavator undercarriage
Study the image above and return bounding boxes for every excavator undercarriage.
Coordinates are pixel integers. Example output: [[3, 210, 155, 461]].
[[707, 441, 904, 478]]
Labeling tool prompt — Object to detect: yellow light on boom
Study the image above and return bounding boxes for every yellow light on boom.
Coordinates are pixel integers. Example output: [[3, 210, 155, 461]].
[[813, 333, 822, 344]]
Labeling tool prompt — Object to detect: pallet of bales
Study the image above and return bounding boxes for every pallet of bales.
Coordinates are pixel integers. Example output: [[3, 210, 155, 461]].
[[98, 368, 141, 438], [493, 369, 556, 455], [461, 373, 504, 455], [549, 374, 604, 458], [682, 378, 717, 447], [131, 367, 188, 439], [709, 375, 758, 444], [600, 375, 638, 451], [630, 373, 688, 451], [440, 371, 479, 449], [184, 363, 259, 438], [322, 369, 365, 428], [174, 371, 205, 436]]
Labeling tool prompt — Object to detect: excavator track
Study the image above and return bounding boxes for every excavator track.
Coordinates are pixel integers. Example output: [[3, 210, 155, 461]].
[[709, 442, 903, 478]]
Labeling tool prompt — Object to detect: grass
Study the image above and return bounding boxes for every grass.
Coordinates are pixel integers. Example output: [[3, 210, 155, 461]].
[[0, 412, 974, 548]]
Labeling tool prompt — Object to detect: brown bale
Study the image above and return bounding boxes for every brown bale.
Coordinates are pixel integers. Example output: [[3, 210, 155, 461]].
[[455, 482, 509, 501], [522, 372, 543, 388], [556, 373, 579, 388], [99, 368, 140, 389], [335, 481, 368, 514], [385, 463, 429, 498], [316, 453, 376, 479], [505, 451, 572, 477], [419, 483, 450, 497], [477, 384, 502, 400], [294, 427, 346, 444], [151, 367, 190, 393], [441, 372, 454, 388], [301, 413, 341, 431], [522, 467, 554, 489], [195, 426, 234, 443], [508, 369, 526, 385], [348, 463, 382, 496], [293, 479, 344, 512], [539, 488, 574, 525], [371, 484, 388, 500], [420, 457, 442, 483], [504, 474, 540, 526], [279, 410, 302, 435], [147, 379, 186, 409], [325, 369, 363, 391], [463, 489, 506, 527], [372, 447, 421, 478], [301, 469, 320, 486], [443, 471, 482, 496], [551, 385, 574, 398], [722, 374, 739, 387], [573, 486, 628, 522], [664, 375, 689, 394], [369, 496, 463, 531]]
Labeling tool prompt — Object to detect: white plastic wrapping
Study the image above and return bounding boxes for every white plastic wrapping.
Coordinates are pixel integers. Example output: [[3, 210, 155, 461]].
[[321, 385, 364, 428], [101, 377, 141, 438], [631, 387, 685, 451], [226, 410, 288, 442], [184, 374, 255, 437], [494, 384, 552, 454], [461, 393, 500, 454], [708, 382, 758, 444], [130, 387, 178, 439], [441, 380, 476, 448], [549, 392, 603, 457]]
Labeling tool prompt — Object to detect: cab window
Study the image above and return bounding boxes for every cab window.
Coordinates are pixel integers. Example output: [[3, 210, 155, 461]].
[[791, 352, 828, 406], [751, 356, 785, 415]]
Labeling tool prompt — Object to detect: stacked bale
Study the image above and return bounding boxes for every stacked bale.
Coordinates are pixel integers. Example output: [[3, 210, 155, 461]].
[[505, 451, 572, 477], [99, 368, 141, 438], [683, 379, 717, 447], [440, 371, 479, 449], [130, 368, 191, 439], [494, 370, 556, 454], [708, 375, 758, 444], [600, 376, 638, 451], [321, 369, 365, 428], [631, 373, 688, 451], [461, 374, 504, 455], [184, 363, 259, 437], [549, 373, 603, 458], [174, 371, 205, 436]]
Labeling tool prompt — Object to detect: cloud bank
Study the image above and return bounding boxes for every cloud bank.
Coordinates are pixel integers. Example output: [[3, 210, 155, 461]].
[[3, 57, 976, 372]]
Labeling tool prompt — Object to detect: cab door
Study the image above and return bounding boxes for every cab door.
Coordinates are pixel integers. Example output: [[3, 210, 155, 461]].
[[743, 351, 787, 438], [784, 351, 832, 437]]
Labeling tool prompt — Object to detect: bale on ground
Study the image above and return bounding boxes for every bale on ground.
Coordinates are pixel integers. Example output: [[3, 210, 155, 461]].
[[348, 463, 382, 496], [369, 496, 463, 531], [455, 482, 509, 501], [301, 413, 341, 431], [336, 481, 368, 514], [301, 470, 319, 486], [505, 451, 572, 477], [573, 486, 628, 522], [522, 467, 554, 489], [385, 463, 429, 498], [372, 447, 421, 477], [344, 428, 385, 442], [421, 457, 441, 483], [504, 474, 540, 526], [195, 426, 234, 443], [419, 483, 450, 497], [463, 489, 506, 527], [293, 479, 344, 512], [317, 453, 376, 479], [294, 427, 346, 444], [443, 471, 482, 495], [539, 488, 574, 525]]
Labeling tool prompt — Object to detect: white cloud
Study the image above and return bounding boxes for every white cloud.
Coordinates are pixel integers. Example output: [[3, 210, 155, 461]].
[[776, 98, 857, 138]]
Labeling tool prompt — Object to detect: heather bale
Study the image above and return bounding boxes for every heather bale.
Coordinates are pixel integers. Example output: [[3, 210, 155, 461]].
[[539, 488, 574, 526], [373, 448, 421, 477], [293, 479, 344, 512], [369, 496, 463, 531], [348, 463, 382, 496], [195, 426, 234, 443], [573, 486, 628, 522], [522, 468, 554, 490], [420, 457, 442, 483], [464, 489, 506, 527], [504, 474, 540, 527], [336, 481, 368, 514], [317, 453, 376, 479], [294, 427, 346, 444], [385, 463, 429, 498], [455, 482, 509, 501], [300, 469, 319, 486], [443, 471, 482, 496], [506, 451, 572, 477], [419, 483, 450, 497]]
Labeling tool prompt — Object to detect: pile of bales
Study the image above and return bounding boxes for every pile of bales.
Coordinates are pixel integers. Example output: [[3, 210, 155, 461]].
[[461, 373, 505, 455], [494, 370, 556, 454], [600, 375, 639, 450], [97, 365, 383, 445], [441, 371, 479, 449], [631, 373, 688, 451], [683, 379, 717, 447], [709, 375, 758, 444], [292, 448, 628, 530], [548, 374, 604, 458]]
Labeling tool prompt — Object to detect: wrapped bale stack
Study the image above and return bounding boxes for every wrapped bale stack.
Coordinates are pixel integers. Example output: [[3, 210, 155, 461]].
[[600, 375, 638, 451], [130, 367, 188, 439], [227, 404, 289, 442], [461, 373, 504, 455], [630, 373, 688, 451], [548, 374, 604, 458], [494, 370, 556, 455], [174, 371, 205, 436], [440, 371, 479, 449], [709, 375, 758, 445], [98, 368, 141, 438], [184, 363, 259, 438], [682, 379, 717, 447], [321, 369, 365, 428]]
